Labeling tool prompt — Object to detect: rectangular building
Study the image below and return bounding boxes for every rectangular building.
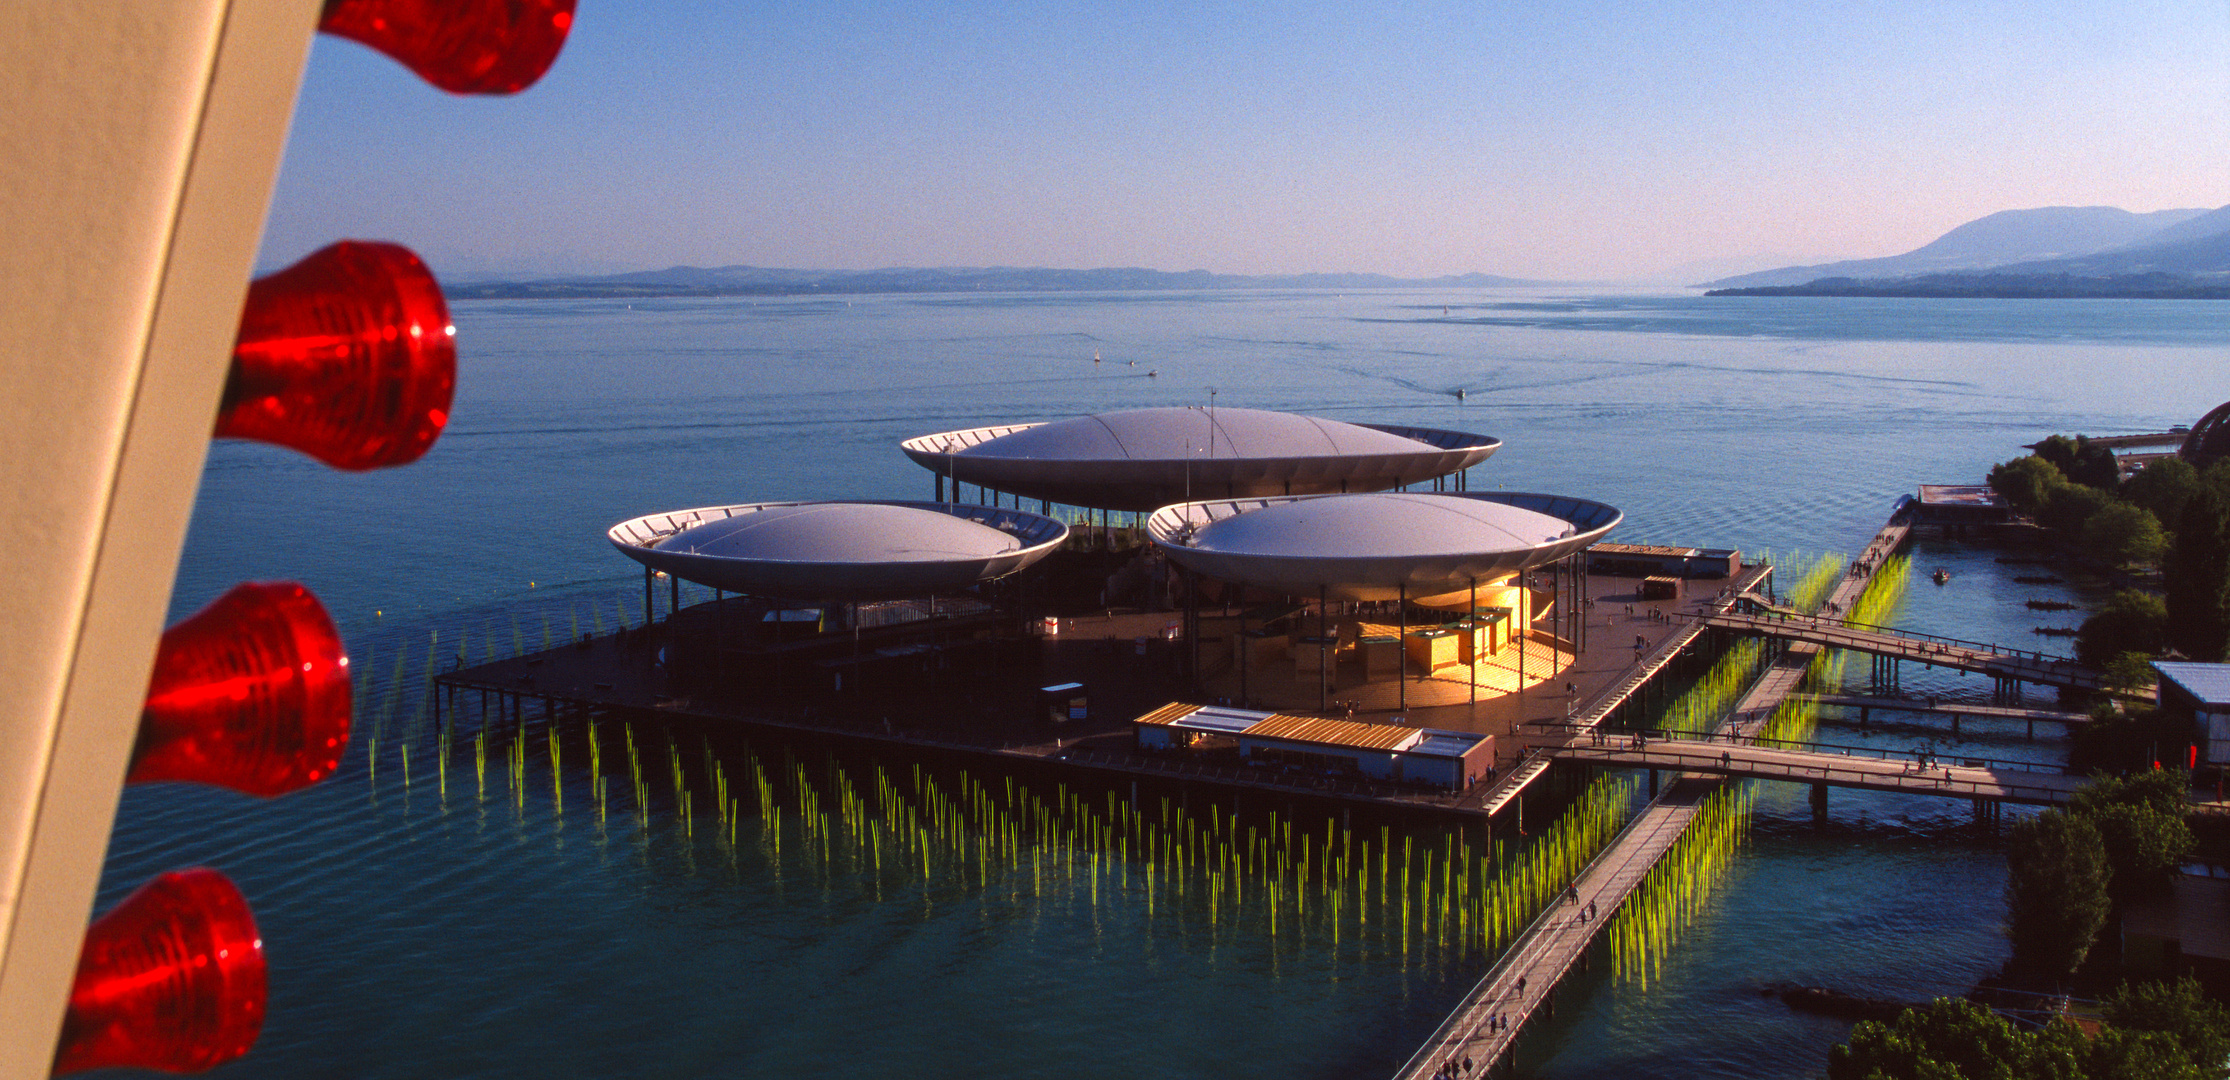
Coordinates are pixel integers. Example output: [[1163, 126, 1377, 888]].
[[1916, 484, 2012, 525], [1588, 543, 1740, 579], [2154, 662, 2230, 767], [1132, 702, 1494, 790]]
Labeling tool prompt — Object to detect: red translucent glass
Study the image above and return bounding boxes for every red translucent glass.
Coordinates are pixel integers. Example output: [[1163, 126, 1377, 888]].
[[220, 241, 454, 471], [54, 869, 266, 1076], [134, 582, 351, 798], [319, 0, 576, 94]]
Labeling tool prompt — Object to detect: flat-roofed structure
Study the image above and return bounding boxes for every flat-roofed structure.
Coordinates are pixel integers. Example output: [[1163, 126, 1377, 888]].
[[2155, 661, 2230, 767], [1146, 491, 1619, 602], [1132, 702, 1493, 790], [1587, 542, 1741, 579], [607, 500, 1066, 601], [901, 407, 1500, 511], [1914, 484, 2012, 525]]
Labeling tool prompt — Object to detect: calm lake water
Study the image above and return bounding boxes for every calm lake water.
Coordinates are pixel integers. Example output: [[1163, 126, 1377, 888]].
[[109, 289, 2228, 1078]]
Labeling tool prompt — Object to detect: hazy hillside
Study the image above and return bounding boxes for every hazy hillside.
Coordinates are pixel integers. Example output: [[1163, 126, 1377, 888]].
[[1700, 205, 2211, 288], [2121, 203, 2230, 249], [1989, 225, 2230, 277]]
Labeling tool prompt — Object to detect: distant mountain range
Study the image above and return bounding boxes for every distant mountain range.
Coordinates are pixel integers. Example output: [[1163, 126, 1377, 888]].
[[1703, 204, 2230, 297], [449, 265, 1557, 299]]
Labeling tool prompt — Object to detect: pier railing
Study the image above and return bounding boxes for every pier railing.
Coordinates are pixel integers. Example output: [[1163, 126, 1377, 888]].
[[1723, 609, 2074, 664], [1388, 790, 1658, 1080], [1550, 742, 2084, 806], [1058, 746, 1460, 804], [1528, 720, 2067, 775]]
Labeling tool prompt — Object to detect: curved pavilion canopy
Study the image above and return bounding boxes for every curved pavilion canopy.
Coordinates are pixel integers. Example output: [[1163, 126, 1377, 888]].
[[901, 407, 1500, 512], [1146, 491, 1621, 602], [607, 500, 1066, 602], [2182, 400, 2230, 469]]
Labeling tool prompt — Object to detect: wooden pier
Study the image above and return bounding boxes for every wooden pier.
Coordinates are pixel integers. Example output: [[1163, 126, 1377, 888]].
[[1706, 610, 2112, 695], [1721, 510, 1910, 740], [1553, 738, 2083, 806], [1810, 693, 2094, 736], [1393, 777, 1720, 1080]]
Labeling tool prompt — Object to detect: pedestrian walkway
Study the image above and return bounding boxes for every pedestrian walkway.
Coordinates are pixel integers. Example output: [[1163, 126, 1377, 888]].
[[1553, 737, 2084, 806], [1393, 778, 1719, 1080]]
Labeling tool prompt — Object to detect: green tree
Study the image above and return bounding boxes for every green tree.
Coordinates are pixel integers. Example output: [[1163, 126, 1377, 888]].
[[2084, 801, 2194, 901], [2064, 771, 2194, 902], [2072, 768, 2192, 818], [2104, 977, 2230, 1078], [1828, 982, 2230, 1080], [2124, 458, 2202, 528], [2035, 434, 2122, 491], [2041, 483, 2115, 535], [1990, 455, 2066, 515], [2076, 590, 2168, 668], [2004, 810, 2111, 976], [2104, 651, 2160, 693], [2080, 1028, 2212, 1080], [2070, 707, 2191, 778], [2070, 436, 2125, 491], [2165, 486, 2230, 661], [1827, 998, 2038, 1080], [2084, 502, 2168, 567]]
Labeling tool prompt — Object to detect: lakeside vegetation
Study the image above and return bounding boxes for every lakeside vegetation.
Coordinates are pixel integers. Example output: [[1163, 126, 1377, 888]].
[[2004, 771, 2195, 977], [1829, 979, 2230, 1080], [1986, 437, 2230, 686], [1829, 770, 2221, 1079]]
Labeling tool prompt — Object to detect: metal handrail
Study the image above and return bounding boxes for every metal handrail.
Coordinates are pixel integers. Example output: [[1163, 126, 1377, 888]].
[[1551, 744, 2078, 802], [1533, 720, 2066, 774], [1711, 610, 2075, 665], [1391, 781, 1704, 1079]]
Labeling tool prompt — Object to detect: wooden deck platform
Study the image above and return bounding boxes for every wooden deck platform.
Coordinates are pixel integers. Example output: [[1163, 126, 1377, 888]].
[[1811, 693, 2094, 726]]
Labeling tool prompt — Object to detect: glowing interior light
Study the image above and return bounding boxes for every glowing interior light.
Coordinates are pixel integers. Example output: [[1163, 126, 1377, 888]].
[[54, 869, 266, 1076], [219, 241, 454, 471], [133, 582, 350, 798], [319, 0, 576, 94]]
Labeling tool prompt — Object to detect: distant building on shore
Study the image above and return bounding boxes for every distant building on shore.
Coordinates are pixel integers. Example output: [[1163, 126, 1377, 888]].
[[1914, 484, 2011, 526]]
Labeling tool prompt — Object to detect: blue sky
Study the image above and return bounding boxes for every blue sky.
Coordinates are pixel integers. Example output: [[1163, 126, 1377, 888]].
[[260, 0, 2230, 281]]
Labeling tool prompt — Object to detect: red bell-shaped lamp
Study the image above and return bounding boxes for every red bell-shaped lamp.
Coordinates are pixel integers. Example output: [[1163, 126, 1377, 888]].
[[133, 582, 350, 798], [219, 241, 454, 471], [53, 869, 266, 1075], [319, 0, 577, 94]]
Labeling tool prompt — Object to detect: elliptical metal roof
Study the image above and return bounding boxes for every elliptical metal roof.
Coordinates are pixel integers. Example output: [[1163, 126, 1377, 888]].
[[901, 407, 1499, 511], [606, 501, 1067, 601], [1146, 491, 1620, 600]]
